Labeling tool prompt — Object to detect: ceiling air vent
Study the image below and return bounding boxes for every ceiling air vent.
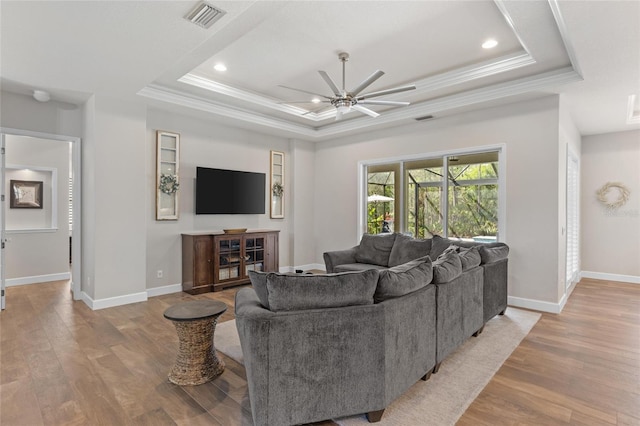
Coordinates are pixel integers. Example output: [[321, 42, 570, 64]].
[[414, 115, 434, 121], [185, 2, 226, 29]]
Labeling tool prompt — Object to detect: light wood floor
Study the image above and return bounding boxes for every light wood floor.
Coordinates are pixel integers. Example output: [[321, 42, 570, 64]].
[[0, 278, 638, 425]]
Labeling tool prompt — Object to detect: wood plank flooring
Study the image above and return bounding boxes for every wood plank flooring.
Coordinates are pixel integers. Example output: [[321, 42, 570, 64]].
[[1, 278, 638, 425]]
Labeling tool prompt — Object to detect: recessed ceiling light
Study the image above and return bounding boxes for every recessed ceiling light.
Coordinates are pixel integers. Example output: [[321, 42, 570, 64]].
[[482, 39, 498, 49], [311, 98, 321, 104], [214, 63, 227, 72], [33, 90, 50, 102]]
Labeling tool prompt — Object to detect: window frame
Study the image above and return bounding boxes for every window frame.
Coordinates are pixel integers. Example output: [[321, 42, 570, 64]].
[[358, 144, 507, 242]]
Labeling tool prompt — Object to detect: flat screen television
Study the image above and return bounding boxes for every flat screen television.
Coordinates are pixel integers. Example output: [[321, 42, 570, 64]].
[[196, 167, 266, 214]]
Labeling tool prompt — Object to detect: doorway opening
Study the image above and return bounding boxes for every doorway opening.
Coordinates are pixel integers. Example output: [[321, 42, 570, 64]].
[[1, 128, 81, 310]]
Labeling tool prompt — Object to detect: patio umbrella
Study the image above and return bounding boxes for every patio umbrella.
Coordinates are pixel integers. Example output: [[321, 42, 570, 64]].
[[367, 194, 394, 202]]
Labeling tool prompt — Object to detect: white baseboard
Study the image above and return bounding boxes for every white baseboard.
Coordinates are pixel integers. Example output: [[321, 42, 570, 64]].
[[147, 283, 182, 297], [581, 271, 640, 284], [508, 295, 562, 314], [6, 272, 71, 287], [82, 291, 148, 310]]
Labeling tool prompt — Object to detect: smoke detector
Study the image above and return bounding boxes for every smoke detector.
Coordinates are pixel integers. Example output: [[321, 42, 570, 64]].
[[185, 2, 226, 29]]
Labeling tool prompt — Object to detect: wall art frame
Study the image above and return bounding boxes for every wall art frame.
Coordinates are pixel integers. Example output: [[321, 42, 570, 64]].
[[156, 130, 180, 220], [10, 180, 43, 209], [270, 150, 284, 219]]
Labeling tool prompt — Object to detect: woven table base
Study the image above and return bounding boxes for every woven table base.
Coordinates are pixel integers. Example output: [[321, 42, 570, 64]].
[[168, 316, 225, 385]]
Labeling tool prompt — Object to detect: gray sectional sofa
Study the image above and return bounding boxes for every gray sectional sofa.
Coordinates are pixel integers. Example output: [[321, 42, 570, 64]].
[[235, 233, 509, 425]]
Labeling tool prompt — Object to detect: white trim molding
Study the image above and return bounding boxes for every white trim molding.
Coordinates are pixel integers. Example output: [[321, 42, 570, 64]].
[[508, 295, 563, 314], [6, 272, 71, 287], [581, 271, 640, 285], [147, 283, 182, 297], [82, 291, 148, 310]]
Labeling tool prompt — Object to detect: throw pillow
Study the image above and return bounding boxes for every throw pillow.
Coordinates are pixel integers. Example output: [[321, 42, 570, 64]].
[[375, 256, 433, 302], [388, 233, 432, 267], [266, 269, 379, 312], [248, 270, 270, 309], [459, 246, 482, 271], [437, 244, 460, 260], [432, 251, 462, 283], [429, 235, 452, 260], [354, 233, 397, 267], [479, 244, 509, 264]]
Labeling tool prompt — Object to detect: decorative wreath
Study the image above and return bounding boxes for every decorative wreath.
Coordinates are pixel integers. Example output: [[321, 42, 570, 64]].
[[159, 174, 180, 194], [272, 182, 284, 197], [596, 182, 630, 209]]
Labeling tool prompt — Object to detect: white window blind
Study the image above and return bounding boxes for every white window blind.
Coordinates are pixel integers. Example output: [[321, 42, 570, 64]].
[[566, 152, 579, 287]]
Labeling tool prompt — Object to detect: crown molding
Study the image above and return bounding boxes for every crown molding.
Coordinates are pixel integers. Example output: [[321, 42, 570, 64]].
[[627, 94, 640, 124], [312, 67, 583, 138], [140, 66, 582, 140], [178, 51, 535, 123], [137, 84, 317, 137], [547, 0, 583, 78]]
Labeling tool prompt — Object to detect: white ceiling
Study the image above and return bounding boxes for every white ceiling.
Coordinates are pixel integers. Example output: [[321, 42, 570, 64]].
[[1, 0, 639, 141]]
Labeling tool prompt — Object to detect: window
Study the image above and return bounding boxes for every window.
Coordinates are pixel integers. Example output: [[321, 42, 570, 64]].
[[362, 148, 503, 242], [367, 164, 397, 234]]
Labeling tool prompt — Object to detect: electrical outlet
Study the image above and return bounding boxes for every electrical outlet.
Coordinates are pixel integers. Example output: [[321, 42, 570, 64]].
[[157, 270, 163, 279]]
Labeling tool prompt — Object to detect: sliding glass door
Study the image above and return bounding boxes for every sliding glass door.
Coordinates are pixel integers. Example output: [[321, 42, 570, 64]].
[[362, 148, 503, 242]]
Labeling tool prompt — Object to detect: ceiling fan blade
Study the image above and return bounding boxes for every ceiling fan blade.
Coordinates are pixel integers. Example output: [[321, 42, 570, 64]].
[[352, 104, 380, 118], [358, 100, 410, 106], [278, 100, 330, 104], [349, 70, 385, 97], [302, 105, 334, 116], [318, 71, 341, 96], [278, 85, 332, 100], [357, 84, 416, 100]]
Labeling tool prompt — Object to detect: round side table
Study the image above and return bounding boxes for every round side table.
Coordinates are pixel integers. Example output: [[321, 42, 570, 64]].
[[163, 300, 227, 385]]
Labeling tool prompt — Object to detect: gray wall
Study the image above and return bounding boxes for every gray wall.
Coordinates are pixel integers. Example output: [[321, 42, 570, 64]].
[[145, 108, 295, 290], [313, 96, 565, 307], [581, 130, 640, 279]]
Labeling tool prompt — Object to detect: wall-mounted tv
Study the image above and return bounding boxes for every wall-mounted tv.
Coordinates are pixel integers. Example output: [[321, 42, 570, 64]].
[[195, 167, 266, 214]]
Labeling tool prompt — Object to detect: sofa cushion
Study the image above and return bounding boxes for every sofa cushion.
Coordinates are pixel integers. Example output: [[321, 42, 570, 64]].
[[375, 256, 433, 302], [334, 263, 388, 273], [354, 233, 397, 267], [429, 235, 452, 260], [248, 270, 270, 309], [432, 251, 463, 283], [388, 233, 432, 267], [479, 244, 509, 264], [459, 246, 482, 271], [266, 269, 379, 312], [436, 244, 459, 260]]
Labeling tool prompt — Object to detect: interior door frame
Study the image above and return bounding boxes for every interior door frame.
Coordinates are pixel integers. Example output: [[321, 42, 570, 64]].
[[0, 127, 82, 305]]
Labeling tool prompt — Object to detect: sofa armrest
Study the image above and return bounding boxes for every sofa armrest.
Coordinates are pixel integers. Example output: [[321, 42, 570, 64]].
[[323, 246, 358, 273], [235, 287, 385, 426]]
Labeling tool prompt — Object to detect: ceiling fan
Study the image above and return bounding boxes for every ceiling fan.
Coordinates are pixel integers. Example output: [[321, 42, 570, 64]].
[[279, 52, 416, 120]]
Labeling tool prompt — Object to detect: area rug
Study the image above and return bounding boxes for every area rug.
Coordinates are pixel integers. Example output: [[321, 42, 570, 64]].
[[214, 308, 540, 425]]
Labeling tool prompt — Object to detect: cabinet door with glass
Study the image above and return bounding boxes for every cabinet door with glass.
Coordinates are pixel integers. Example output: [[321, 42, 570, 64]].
[[214, 236, 242, 283], [244, 235, 265, 275]]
